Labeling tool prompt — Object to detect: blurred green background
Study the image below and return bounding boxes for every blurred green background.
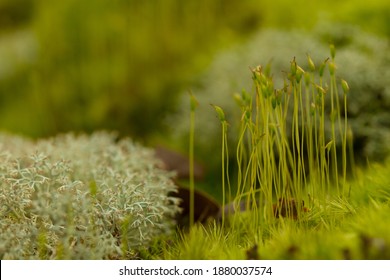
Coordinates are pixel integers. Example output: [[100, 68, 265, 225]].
[[0, 0, 389, 142]]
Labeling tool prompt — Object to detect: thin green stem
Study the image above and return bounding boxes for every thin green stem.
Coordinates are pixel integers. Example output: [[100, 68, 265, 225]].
[[189, 93, 198, 228]]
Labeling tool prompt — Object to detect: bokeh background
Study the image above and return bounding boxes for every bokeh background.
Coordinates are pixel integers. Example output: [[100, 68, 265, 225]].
[[1, 0, 388, 137], [1, 0, 264, 139], [1, 0, 389, 197]]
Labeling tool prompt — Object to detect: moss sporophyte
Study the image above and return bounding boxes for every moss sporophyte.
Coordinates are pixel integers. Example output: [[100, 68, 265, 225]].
[[210, 45, 354, 228]]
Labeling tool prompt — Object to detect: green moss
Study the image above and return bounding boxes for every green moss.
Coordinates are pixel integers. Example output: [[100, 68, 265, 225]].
[[160, 46, 390, 260]]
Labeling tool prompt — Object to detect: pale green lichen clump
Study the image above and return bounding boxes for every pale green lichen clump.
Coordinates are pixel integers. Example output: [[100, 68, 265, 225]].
[[0, 132, 180, 259]]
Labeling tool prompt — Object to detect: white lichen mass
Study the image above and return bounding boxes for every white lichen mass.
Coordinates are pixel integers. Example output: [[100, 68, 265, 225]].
[[0, 131, 181, 259]]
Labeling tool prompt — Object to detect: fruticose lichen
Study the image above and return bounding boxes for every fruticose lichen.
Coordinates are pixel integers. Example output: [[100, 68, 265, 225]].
[[0, 132, 180, 259]]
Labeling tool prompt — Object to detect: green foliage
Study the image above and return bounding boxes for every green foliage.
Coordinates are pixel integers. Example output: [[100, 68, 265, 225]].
[[0, 132, 180, 259]]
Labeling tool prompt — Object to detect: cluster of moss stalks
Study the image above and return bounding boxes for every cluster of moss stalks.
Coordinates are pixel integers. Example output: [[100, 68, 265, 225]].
[[162, 46, 389, 259], [210, 45, 352, 227]]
